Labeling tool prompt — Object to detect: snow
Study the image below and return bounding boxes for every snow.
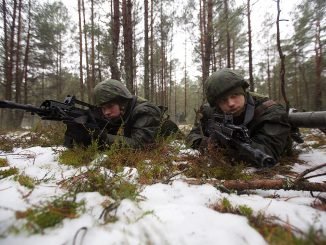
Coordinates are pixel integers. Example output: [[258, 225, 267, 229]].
[[0, 139, 325, 244]]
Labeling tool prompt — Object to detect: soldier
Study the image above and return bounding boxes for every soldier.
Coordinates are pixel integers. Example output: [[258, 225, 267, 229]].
[[186, 68, 291, 167], [65, 79, 178, 149]]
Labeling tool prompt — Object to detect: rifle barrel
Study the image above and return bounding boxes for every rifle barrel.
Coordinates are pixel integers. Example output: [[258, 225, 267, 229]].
[[288, 111, 326, 128], [0, 100, 44, 114]]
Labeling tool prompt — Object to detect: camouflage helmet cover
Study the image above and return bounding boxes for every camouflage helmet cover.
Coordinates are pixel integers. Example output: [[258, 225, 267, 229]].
[[205, 68, 249, 106], [93, 79, 133, 106]]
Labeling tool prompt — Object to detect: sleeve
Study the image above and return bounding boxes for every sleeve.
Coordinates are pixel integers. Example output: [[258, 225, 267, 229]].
[[185, 105, 211, 148], [238, 104, 291, 164], [104, 104, 161, 148]]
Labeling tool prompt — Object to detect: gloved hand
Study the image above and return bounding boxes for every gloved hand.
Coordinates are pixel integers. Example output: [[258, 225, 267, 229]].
[[64, 122, 92, 148]]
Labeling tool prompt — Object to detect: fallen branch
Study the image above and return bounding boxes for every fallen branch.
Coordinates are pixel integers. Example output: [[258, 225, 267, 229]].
[[294, 163, 326, 183], [182, 178, 326, 192]]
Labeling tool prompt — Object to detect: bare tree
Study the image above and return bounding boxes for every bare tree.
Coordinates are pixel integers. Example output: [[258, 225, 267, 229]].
[[23, 0, 32, 104], [224, 0, 231, 68], [90, 0, 95, 98], [314, 11, 322, 110], [122, 0, 134, 92], [77, 0, 84, 101], [109, 0, 121, 80], [276, 0, 289, 112], [247, 0, 254, 91], [6, 0, 17, 101], [199, 0, 213, 102], [82, 0, 91, 102], [144, 0, 150, 99]]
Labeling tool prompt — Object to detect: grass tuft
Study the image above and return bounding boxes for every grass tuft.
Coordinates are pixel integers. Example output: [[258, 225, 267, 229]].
[[0, 167, 18, 179], [0, 158, 9, 167], [14, 174, 35, 189], [15, 195, 84, 234], [211, 198, 326, 244], [60, 168, 139, 201]]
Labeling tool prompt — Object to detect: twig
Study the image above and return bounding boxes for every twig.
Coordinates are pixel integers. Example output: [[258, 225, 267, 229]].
[[22, 189, 34, 199], [0, 186, 12, 191], [295, 163, 326, 183], [303, 173, 326, 181], [161, 168, 189, 184]]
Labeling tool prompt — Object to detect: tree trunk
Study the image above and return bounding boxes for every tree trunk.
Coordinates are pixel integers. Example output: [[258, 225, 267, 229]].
[[276, 0, 289, 112], [122, 0, 134, 93], [144, 0, 150, 99], [78, 0, 84, 101], [247, 0, 254, 91], [90, 0, 95, 99], [82, 0, 91, 102], [2, 0, 9, 98], [15, 0, 22, 103], [23, 0, 32, 104], [6, 0, 17, 101], [150, 0, 154, 101], [203, 0, 212, 84], [224, 0, 231, 68], [184, 37, 187, 118], [110, 0, 121, 80], [314, 18, 322, 111], [199, 0, 213, 103]]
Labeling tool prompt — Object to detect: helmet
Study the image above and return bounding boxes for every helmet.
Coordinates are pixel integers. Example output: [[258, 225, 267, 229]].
[[205, 68, 249, 106], [93, 79, 133, 106]]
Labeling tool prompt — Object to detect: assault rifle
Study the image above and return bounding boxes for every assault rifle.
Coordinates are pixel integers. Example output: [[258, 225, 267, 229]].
[[207, 114, 276, 168], [207, 110, 326, 168], [0, 96, 110, 146]]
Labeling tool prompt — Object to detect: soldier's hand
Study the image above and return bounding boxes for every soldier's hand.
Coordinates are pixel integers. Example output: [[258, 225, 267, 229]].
[[64, 122, 92, 148]]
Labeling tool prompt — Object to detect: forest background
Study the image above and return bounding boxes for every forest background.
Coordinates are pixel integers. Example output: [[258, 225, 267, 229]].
[[0, 0, 325, 128]]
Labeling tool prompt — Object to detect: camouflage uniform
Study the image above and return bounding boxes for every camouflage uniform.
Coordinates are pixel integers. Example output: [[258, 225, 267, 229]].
[[186, 69, 291, 166], [94, 79, 162, 148], [65, 79, 162, 149]]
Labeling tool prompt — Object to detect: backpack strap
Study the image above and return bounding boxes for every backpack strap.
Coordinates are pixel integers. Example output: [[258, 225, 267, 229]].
[[242, 94, 255, 126], [123, 96, 138, 133], [254, 100, 277, 118]]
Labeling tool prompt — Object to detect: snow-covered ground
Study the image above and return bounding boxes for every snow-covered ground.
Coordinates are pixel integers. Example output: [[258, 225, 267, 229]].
[[0, 134, 325, 244]]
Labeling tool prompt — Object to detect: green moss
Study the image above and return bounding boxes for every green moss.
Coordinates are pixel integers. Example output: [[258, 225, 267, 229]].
[[15, 175, 35, 189], [211, 200, 325, 244], [61, 168, 139, 201], [238, 205, 253, 217], [16, 195, 84, 233], [0, 167, 18, 179], [58, 143, 99, 167], [0, 158, 9, 167], [110, 180, 139, 201]]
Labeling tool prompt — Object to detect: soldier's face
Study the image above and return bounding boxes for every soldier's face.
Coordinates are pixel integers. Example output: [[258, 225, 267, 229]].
[[217, 93, 246, 117], [101, 102, 121, 119]]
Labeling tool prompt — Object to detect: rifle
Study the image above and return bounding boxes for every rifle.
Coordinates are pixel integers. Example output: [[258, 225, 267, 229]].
[[0, 96, 110, 146], [207, 113, 276, 168], [288, 110, 326, 134]]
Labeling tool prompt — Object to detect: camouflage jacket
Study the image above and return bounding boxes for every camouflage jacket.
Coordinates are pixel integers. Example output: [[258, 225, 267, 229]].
[[186, 93, 291, 164], [103, 96, 161, 148]]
